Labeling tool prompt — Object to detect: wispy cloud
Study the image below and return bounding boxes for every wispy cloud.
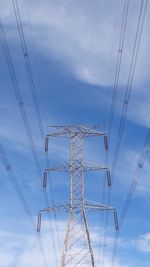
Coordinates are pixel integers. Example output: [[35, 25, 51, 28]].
[[133, 233, 150, 253], [1, 0, 150, 132], [2, 0, 149, 88], [0, 219, 131, 267]]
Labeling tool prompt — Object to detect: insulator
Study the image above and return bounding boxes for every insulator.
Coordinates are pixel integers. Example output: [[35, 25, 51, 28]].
[[124, 99, 128, 105], [37, 213, 42, 232], [138, 163, 143, 168], [45, 136, 49, 152], [19, 102, 23, 107], [106, 170, 111, 187], [43, 171, 47, 188], [113, 210, 119, 232], [104, 135, 108, 150], [6, 165, 11, 171]]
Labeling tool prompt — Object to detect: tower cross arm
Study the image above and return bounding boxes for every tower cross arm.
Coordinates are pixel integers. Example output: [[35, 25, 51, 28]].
[[45, 162, 109, 173], [84, 200, 119, 232], [39, 203, 70, 213], [37, 203, 70, 232], [46, 125, 106, 138], [84, 203, 115, 211]]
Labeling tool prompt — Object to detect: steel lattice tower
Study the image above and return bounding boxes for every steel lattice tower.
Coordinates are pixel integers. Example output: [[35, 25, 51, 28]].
[[37, 125, 119, 267]]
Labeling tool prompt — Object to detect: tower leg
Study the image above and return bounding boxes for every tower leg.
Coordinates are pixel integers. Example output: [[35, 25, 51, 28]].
[[61, 211, 95, 267]]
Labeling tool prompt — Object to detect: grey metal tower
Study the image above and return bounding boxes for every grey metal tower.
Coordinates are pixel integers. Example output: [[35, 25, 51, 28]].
[[37, 125, 119, 267]]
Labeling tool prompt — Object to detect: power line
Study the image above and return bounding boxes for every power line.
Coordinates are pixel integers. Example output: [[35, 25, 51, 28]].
[[12, 0, 44, 142], [0, 142, 48, 267], [0, 16, 42, 177], [107, 0, 129, 142], [11, 0, 61, 262], [111, 126, 150, 267], [100, 1, 129, 265], [0, 14, 59, 265], [98, 0, 117, 263], [101, 0, 149, 266], [111, 0, 148, 182], [110, 1, 148, 266], [120, 129, 150, 227]]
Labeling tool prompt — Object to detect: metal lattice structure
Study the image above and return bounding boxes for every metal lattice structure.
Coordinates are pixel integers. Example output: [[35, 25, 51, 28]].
[[37, 125, 119, 267]]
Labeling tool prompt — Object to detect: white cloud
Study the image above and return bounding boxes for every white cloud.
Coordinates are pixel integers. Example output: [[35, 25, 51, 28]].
[[132, 233, 150, 253], [1, 0, 150, 131], [0, 251, 15, 267], [1, 0, 148, 87], [0, 219, 129, 267], [23, 1, 150, 88]]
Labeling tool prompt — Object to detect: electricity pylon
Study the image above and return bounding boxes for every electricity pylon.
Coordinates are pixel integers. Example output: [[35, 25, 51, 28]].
[[37, 125, 119, 267]]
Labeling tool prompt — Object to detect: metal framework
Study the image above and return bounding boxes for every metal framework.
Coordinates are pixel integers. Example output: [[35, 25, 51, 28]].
[[37, 125, 119, 267]]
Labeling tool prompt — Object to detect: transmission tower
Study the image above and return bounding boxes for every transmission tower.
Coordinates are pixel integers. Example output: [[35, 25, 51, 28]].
[[37, 125, 119, 267]]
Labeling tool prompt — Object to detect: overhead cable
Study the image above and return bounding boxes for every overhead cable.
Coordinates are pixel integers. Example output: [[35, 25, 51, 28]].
[[100, 1, 129, 266], [11, 0, 61, 262], [107, 0, 129, 142], [111, 0, 148, 183], [0, 142, 48, 267], [110, 1, 148, 266], [111, 126, 150, 267], [0, 16, 42, 176]]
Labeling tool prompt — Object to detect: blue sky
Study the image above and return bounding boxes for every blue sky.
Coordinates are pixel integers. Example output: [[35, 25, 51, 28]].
[[0, 0, 150, 266]]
